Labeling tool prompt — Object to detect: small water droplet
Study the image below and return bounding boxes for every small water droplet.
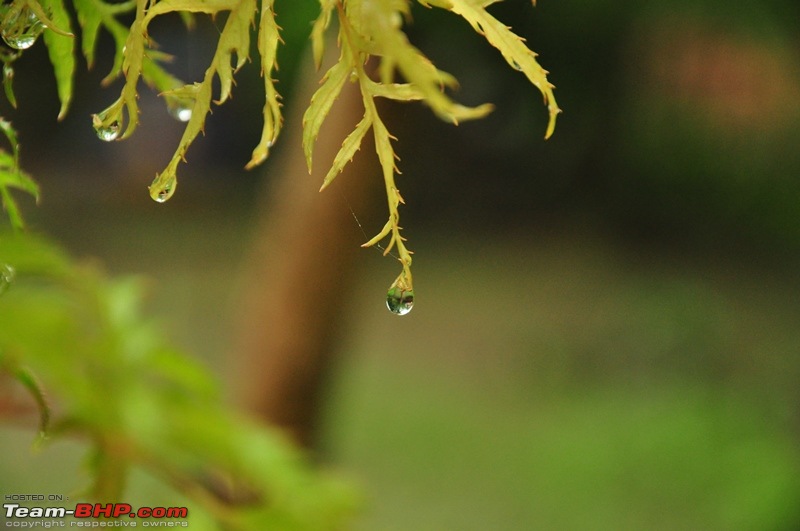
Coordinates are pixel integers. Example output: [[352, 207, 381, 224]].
[[154, 186, 172, 203], [94, 120, 120, 141], [1, 7, 44, 50], [167, 100, 193, 122], [386, 275, 414, 316], [172, 106, 192, 122], [0, 263, 16, 296], [149, 171, 177, 203]]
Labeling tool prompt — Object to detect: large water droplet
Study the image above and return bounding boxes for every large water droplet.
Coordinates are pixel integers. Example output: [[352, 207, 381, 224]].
[[1, 8, 45, 50], [94, 121, 120, 141], [386, 275, 414, 316], [149, 172, 177, 203], [153, 185, 173, 203], [172, 106, 192, 122], [0, 263, 16, 296], [167, 99, 192, 122]]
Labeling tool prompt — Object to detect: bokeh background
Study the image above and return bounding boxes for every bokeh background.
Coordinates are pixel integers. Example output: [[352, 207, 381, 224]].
[[3, 0, 800, 528]]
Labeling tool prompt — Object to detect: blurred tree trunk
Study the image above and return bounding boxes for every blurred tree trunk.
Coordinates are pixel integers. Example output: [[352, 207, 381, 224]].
[[233, 55, 378, 448]]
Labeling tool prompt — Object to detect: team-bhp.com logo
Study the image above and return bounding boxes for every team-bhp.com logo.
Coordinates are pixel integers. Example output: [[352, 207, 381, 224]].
[[4, 503, 188, 527]]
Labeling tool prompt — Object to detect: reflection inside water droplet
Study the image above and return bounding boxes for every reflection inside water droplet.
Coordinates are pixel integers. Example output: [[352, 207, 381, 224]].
[[386, 275, 414, 316], [94, 121, 120, 142], [173, 107, 192, 122], [1, 7, 45, 50], [154, 185, 173, 203], [149, 171, 177, 203], [0, 263, 16, 295], [167, 100, 192, 122]]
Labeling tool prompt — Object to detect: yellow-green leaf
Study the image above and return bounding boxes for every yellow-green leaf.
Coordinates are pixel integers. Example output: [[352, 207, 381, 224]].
[[347, 0, 492, 124], [211, 0, 256, 104], [302, 57, 350, 172], [41, 0, 75, 120], [442, 0, 560, 138], [246, 0, 282, 170], [311, 0, 336, 70], [320, 114, 372, 191], [366, 80, 424, 101], [73, 0, 102, 67], [142, 0, 239, 19]]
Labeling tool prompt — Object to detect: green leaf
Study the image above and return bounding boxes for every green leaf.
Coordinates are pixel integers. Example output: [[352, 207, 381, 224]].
[[73, 0, 134, 83], [3, 64, 17, 109], [40, 0, 76, 120], [14, 365, 51, 444], [142, 0, 239, 18], [0, 117, 21, 165], [311, 0, 336, 70], [302, 57, 350, 172], [213, 0, 256, 103], [246, 0, 282, 170], [320, 115, 371, 191], [0, 118, 38, 230], [366, 79, 424, 101], [72, 0, 103, 68], [24, 0, 73, 37], [438, 0, 560, 138], [347, 0, 493, 124]]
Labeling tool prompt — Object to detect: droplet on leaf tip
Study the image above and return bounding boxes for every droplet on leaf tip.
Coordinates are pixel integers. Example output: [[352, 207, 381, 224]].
[[94, 121, 120, 142], [149, 173, 177, 203], [1, 8, 44, 50], [386, 275, 414, 316], [167, 101, 192, 123]]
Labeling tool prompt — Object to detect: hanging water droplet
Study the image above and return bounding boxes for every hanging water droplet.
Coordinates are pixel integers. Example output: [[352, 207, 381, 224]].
[[153, 185, 173, 203], [1, 7, 45, 50], [149, 171, 177, 203], [386, 274, 414, 316], [94, 120, 120, 141], [171, 105, 192, 122], [92, 102, 125, 142], [167, 99, 193, 122], [3, 32, 36, 50], [0, 263, 16, 296]]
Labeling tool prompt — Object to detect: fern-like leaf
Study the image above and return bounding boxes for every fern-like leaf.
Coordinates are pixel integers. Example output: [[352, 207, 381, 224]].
[[427, 0, 560, 138], [311, 0, 336, 70], [40, 0, 75, 120], [302, 56, 350, 173], [0, 118, 38, 231], [246, 0, 283, 170], [347, 0, 493, 124], [320, 115, 372, 191]]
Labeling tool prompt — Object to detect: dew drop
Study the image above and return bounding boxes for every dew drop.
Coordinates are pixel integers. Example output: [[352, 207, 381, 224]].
[[167, 100, 193, 122], [386, 275, 414, 316], [3, 32, 36, 50], [1, 8, 44, 50], [149, 173, 177, 203], [154, 186, 172, 203], [94, 121, 120, 142], [0, 263, 16, 296], [172, 106, 192, 122]]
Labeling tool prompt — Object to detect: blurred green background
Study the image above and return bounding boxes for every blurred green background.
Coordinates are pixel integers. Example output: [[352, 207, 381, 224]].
[[3, 0, 800, 529]]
